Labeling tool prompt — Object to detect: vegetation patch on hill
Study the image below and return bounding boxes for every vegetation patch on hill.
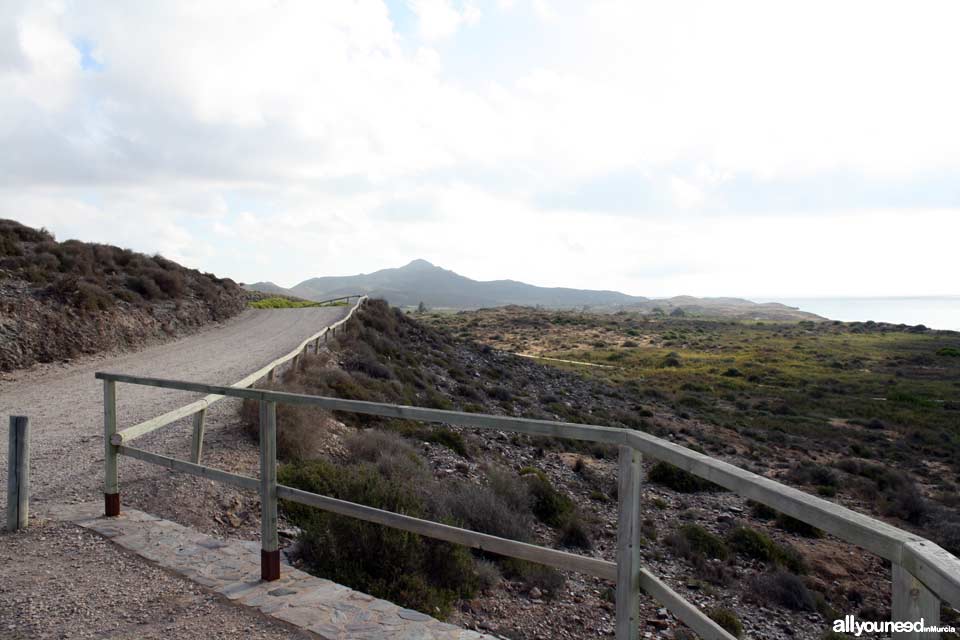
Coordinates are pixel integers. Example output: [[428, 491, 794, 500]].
[[248, 296, 349, 309], [427, 306, 960, 557], [245, 299, 958, 638], [0, 219, 245, 370]]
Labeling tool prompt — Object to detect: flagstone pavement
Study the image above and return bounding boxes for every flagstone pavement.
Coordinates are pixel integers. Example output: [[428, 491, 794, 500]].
[[55, 503, 496, 640]]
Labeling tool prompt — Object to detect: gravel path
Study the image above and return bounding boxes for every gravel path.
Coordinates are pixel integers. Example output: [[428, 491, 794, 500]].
[[0, 306, 349, 639], [0, 306, 348, 510]]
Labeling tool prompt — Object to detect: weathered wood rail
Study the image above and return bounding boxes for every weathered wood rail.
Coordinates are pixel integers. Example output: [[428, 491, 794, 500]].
[[6, 415, 30, 530], [93, 298, 960, 640], [108, 295, 367, 462]]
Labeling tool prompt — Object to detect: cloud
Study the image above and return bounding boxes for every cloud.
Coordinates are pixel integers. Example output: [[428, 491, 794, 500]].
[[408, 0, 480, 39], [0, 0, 958, 297]]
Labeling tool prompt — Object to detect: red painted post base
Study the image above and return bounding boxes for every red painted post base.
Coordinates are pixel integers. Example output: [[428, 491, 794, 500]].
[[261, 549, 280, 581], [105, 493, 120, 517]]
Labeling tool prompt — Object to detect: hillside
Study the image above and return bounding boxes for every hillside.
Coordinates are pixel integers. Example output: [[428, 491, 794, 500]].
[[0, 219, 246, 371], [252, 300, 960, 638], [245, 259, 823, 320]]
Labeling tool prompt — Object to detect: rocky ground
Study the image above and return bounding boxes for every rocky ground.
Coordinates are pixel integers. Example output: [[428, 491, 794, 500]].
[[0, 518, 313, 640], [0, 219, 247, 371]]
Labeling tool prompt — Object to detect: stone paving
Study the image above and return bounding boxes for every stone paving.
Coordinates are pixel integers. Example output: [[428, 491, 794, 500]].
[[55, 503, 496, 640]]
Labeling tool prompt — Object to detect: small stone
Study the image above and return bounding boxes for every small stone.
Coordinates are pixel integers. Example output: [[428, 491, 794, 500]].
[[529, 587, 543, 600]]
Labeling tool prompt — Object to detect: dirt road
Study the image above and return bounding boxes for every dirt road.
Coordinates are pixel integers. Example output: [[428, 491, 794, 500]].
[[0, 305, 348, 511]]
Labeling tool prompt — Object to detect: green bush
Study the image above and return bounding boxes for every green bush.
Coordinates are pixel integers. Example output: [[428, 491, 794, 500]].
[[425, 428, 470, 458], [708, 608, 744, 638], [279, 459, 478, 619], [249, 296, 344, 309], [648, 461, 724, 493], [726, 526, 807, 573], [672, 524, 729, 560], [558, 517, 593, 550], [524, 472, 575, 527]]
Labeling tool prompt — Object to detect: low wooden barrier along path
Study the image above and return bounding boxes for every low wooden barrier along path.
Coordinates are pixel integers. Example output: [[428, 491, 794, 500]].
[[92, 295, 960, 640]]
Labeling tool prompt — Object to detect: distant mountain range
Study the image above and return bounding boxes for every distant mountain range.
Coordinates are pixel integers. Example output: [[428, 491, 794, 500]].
[[245, 259, 823, 321]]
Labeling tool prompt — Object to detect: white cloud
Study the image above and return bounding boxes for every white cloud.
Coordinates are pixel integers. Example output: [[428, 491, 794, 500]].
[[0, 0, 958, 297], [409, 0, 480, 40]]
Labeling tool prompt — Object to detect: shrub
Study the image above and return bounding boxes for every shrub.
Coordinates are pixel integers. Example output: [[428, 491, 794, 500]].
[[489, 386, 513, 402], [708, 608, 744, 638], [125, 275, 164, 300], [430, 480, 532, 542], [279, 459, 478, 619], [648, 461, 723, 493], [749, 570, 817, 611], [241, 394, 329, 461], [524, 473, 575, 527], [486, 465, 532, 514], [669, 524, 729, 560], [881, 485, 929, 525], [726, 526, 807, 574], [789, 461, 839, 488], [425, 428, 470, 458], [661, 353, 682, 367], [150, 268, 185, 297], [558, 516, 593, 550], [76, 281, 114, 312]]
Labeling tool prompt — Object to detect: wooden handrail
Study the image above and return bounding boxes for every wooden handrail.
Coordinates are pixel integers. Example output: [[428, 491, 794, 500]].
[[110, 296, 367, 447]]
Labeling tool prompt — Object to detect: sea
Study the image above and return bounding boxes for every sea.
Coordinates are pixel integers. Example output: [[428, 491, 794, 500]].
[[758, 297, 960, 331]]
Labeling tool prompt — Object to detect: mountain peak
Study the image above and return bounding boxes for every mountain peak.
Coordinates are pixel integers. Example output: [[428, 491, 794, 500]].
[[402, 259, 436, 270]]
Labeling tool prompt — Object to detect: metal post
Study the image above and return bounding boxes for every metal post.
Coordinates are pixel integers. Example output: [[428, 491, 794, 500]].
[[6, 416, 30, 530], [892, 564, 941, 639], [260, 400, 280, 581], [104, 380, 120, 516], [190, 408, 207, 464], [616, 445, 641, 640]]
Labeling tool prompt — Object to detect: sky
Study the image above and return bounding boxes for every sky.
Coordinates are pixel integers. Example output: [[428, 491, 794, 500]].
[[1, 0, 958, 298]]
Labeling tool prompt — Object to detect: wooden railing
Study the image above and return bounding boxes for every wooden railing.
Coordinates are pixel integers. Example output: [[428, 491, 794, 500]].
[[108, 295, 367, 463], [94, 307, 960, 640]]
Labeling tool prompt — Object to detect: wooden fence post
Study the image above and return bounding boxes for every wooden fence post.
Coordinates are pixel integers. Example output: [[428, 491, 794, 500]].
[[6, 416, 30, 530], [190, 408, 207, 464], [616, 445, 642, 640], [260, 400, 280, 581], [892, 564, 940, 639], [104, 380, 120, 516]]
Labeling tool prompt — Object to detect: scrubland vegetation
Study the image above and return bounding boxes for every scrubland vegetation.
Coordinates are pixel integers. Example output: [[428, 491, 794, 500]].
[[0, 219, 245, 369], [0, 219, 240, 311], [428, 306, 960, 558], [248, 296, 349, 309], [244, 299, 960, 637]]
